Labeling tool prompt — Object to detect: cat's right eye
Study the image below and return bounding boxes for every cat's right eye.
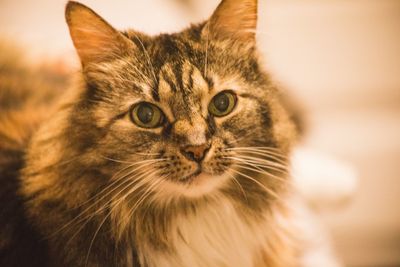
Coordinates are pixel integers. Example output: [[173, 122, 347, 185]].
[[129, 102, 165, 129]]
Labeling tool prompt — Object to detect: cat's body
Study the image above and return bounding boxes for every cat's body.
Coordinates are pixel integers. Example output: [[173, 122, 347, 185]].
[[0, 0, 309, 266]]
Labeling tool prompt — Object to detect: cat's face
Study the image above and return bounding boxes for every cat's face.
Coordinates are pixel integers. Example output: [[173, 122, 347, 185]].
[[87, 51, 274, 197], [64, 0, 295, 200]]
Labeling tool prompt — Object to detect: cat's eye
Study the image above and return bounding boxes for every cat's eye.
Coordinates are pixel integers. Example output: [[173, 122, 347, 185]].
[[208, 91, 237, 117], [130, 102, 165, 128]]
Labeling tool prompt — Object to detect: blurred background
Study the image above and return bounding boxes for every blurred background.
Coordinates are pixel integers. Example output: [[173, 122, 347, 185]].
[[1, 0, 399, 266]]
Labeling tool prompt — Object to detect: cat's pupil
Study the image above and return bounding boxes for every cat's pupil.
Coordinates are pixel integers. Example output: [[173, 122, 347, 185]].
[[137, 104, 154, 123], [214, 94, 229, 111]]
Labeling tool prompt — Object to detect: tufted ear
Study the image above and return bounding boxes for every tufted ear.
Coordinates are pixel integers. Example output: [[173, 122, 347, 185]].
[[204, 0, 258, 43], [65, 1, 135, 66]]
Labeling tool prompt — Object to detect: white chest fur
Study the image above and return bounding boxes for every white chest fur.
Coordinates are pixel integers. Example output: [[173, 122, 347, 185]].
[[139, 198, 273, 267]]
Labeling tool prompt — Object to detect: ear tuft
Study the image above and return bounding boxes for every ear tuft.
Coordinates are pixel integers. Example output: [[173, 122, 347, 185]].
[[205, 0, 258, 43], [65, 1, 134, 66]]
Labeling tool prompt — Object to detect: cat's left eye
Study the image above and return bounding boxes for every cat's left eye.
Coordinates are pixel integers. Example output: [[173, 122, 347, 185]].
[[129, 102, 165, 128], [208, 91, 237, 117]]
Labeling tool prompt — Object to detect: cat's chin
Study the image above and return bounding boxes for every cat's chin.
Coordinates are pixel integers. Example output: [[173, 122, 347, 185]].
[[160, 172, 229, 199]]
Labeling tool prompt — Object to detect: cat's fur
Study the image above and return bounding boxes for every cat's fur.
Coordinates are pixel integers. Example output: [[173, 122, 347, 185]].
[[0, 0, 304, 266]]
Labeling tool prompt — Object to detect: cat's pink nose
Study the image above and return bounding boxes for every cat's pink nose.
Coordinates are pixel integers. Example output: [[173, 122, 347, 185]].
[[181, 144, 210, 162]]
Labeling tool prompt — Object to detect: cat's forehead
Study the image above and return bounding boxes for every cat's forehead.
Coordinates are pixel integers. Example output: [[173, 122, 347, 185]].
[[157, 60, 209, 119]]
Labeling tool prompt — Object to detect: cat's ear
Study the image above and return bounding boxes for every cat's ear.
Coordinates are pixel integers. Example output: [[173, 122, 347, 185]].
[[65, 1, 135, 66], [204, 0, 258, 43]]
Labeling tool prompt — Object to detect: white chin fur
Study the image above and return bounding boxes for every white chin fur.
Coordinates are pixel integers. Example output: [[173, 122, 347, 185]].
[[157, 172, 230, 199]]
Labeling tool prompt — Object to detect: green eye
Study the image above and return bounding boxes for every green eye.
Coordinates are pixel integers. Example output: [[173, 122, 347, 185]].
[[208, 91, 237, 117], [130, 102, 164, 128]]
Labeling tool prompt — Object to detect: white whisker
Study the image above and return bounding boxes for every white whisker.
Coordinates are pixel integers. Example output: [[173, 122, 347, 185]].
[[226, 170, 247, 201], [133, 35, 157, 85], [225, 155, 288, 171], [230, 168, 279, 199], [234, 163, 289, 184], [51, 159, 165, 238]]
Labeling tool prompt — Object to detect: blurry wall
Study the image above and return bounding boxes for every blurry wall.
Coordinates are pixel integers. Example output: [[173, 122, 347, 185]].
[[1, 0, 400, 266]]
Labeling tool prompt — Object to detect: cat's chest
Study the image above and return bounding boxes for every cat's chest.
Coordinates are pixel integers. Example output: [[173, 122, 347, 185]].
[[139, 199, 270, 267]]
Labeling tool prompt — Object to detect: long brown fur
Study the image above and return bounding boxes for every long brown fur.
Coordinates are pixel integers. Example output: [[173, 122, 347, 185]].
[[0, 0, 304, 266]]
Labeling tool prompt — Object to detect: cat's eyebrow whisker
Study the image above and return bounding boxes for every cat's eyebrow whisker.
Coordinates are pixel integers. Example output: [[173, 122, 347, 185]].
[[132, 35, 158, 87], [204, 22, 210, 77], [122, 61, 151, 83]]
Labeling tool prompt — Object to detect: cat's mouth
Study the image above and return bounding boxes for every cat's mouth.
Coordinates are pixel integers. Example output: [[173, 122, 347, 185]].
[[181, 168, 203, 183], [164, 167, 229, 197]]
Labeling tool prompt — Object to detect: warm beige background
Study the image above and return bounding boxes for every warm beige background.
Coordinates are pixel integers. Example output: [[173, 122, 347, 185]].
[[1, 0, 399, 266]]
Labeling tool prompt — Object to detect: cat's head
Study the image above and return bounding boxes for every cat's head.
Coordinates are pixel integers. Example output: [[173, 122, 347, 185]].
[[60, 0, 296, 200]]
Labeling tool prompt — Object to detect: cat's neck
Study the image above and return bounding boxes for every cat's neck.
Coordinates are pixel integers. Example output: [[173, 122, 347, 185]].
[[132, 194, 298, 267]]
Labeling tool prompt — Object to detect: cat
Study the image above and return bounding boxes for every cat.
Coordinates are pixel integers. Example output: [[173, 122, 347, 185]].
[[0, 0, 305, 266]]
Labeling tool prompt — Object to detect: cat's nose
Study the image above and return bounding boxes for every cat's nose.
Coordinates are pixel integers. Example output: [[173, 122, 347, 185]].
[[181, 144, 210, 162]]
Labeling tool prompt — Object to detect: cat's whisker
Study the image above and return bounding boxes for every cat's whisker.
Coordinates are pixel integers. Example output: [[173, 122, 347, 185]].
[[121, 174, 167, 230], [50, 160, 165, 238], [66, 159, 163, 211], [229, 150, 289, 165], [111, 170, 158, 212], [110, 170, 165, 239], [84, 212, 110, 267], [225, 154, 288, 170], [98, 155, 165, 165], [232, 149, 288, 161], [67, 174, 152, 247], [234, 163, 290, 185], [64, 169, 159, 247], [226, 155, 288, 171], [225, 148, 289, 164], [89, 170, 156, 218], [229, 169, 279, 199], [226, 155, 295, 188], [225, 146, 286, 154], [227, 158, 291, 186], [225, 170, 248, 201]]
